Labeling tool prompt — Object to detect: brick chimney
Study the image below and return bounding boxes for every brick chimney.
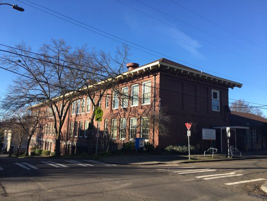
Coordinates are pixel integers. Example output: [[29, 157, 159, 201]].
[[126, 63, 139, 71]]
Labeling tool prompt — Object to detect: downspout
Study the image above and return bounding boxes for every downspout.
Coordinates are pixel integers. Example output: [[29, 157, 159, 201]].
[[153, 73, 156, 147]]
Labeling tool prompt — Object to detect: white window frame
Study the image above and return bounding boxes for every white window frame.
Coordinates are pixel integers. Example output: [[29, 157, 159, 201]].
[[142, 81, 151, 105], [86, 97, 91, 113], [70, 122, 74, 138], [121, 87, 128, 108], [141, 117, 149, 140], [81, 98, 85, 113], [212, 90, 220, 112], [112, 90, 119, 109], [72, 101, 76, 115], [105, 95, 110, 108], [120, 118, 126, 139], [79, 121, 83, 138], [76, 99, 80, 114], [111, 119, 117, 139], [131, 84, 139, 106], [130, 117, 137, 139]]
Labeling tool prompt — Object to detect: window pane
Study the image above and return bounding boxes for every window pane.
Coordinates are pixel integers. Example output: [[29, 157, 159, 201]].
[[142, 81, 151, 104], [130, 118, 137, 139], [121, 87, 128, 108], [131, 85, 139, 106]]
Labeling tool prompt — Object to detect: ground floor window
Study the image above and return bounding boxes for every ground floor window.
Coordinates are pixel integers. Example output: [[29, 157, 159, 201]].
[[111, 119, 117, 139], [120, 118, 126, 139], [130, 118, 137, 139], [141, 117, 149, 139]]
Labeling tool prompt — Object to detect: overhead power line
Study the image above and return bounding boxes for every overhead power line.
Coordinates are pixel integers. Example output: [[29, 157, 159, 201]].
[[14, 0, 267, 92]]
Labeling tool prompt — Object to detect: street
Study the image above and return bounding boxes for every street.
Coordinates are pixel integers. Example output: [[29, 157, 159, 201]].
[[1, 157, 267, 200]]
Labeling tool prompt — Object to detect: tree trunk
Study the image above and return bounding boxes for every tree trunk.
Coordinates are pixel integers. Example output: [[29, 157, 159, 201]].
[[25, 135, 32, 156], [16, 135, 23, 157], [55, 133, 61, 156]]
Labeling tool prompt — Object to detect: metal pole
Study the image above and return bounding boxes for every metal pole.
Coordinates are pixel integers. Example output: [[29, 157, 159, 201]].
[[95, 121, 99, 156], [227, 136, 230, 158], [188, 135, 190, 160]]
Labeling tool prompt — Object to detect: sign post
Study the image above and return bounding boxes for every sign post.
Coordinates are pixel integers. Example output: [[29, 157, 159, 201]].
[[95, 107, 103, 157], [185, 123, 192, 160], [226, 127, 231, 158]]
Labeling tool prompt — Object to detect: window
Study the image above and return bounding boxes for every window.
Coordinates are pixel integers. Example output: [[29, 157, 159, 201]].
[[52, 123, 55, 136], [120, 118, 126, 139], [72, 101, 76, 115], [81, 98, 85, 113], [111, 119, 117, 139], [131, 84, 139, 106], [142, 81, 151, 104], [141, 117, 149, 139], [70, 122, 74, 138], [49, 123, 52, 135], [121, 87, 128, 108], [130, 118, 137, 139], [104, 119, 109, 135], [76, 100, 80, 114], [84, 121, 89, 138], [106, 95, 110, 108], [74, 121, 78, 137], [79, 121, 84, 138], [86, 97, 91, 113], [112, 90, 119, 109], [212, 90, 220, 112]]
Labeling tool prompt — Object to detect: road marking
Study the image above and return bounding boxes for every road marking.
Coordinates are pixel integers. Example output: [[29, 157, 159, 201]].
[[65, 160, 93, 167], [21, 162, 39, 170], [0, 166, 3, 170], [225, 178, 266, 186], [200, 173, 243, 180], [41, 161, 69, 168], [15, 163, 31, 170], [196, 172, 236, 178], [174, 169, 217, 174]]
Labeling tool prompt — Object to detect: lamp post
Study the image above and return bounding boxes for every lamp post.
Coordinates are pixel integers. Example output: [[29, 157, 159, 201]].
[[0, 3, 24, 12]]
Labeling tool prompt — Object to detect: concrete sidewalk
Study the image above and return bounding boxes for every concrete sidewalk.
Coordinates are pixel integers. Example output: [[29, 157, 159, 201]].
[[101, 150, 267, 165]]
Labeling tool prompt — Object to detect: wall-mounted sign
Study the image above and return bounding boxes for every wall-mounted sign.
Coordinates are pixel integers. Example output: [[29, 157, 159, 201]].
[[202, 129, 216, 140]]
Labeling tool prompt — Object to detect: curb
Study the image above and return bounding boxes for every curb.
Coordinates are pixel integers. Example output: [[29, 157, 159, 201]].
[[261, 182, 267, 194]]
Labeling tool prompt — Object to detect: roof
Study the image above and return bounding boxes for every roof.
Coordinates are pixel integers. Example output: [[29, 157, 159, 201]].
[[122, 58, 242, 89], [230, 111, 267, 127]]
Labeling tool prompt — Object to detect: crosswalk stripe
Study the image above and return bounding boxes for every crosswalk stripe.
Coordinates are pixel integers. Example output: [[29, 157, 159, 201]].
[[225, 178, 266, 186], [196, 172, 236, 178], [0, 166, 3, 170], [46, 161, 68, 168], [15, 163, 31, 170], [202, 174, 243, 180], [65, 160, 93, 167], [41, 161, 60, 168], [174, 169, 217, 174], [22, 162, 38, 170], [84, 160, 116, 166]]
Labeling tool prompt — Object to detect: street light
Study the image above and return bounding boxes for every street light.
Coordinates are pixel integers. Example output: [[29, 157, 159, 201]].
[[0, 3, 24, 12]]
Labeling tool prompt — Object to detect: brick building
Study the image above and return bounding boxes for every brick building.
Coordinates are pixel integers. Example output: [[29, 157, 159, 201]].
[[30, 58, 242, 154]]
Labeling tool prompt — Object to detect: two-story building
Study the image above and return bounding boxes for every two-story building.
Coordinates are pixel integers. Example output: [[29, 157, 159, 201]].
[[30, 58, 242, 154]]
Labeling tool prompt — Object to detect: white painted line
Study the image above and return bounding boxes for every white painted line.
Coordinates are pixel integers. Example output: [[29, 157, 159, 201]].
[[174, 169, 217, 174], [0, 166, 3, 170], [65, 160, 93, 167], [22, 162, 39, 170], [196, 172, 235, 178], [47, 161, 68, 168], [15, 163, 31, 170], [41, 161, 60, 168], [225, 178, 266, 186], [203, 174, 243, 180], [84, 160, 99, 164]]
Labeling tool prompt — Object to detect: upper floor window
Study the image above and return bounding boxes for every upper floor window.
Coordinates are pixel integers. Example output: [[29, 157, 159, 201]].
[[86, 97, 91, 113], [212, 90, 220, 112], [81, 98, 85, 113], [112, 90, 119, 109], [76, 99, 80, 114], [142, 81, 151, 105], [131, 84, 139, 106], [72, 101, 76, 115], [121, 87, 128, 108], [106, 95, 110, 108]]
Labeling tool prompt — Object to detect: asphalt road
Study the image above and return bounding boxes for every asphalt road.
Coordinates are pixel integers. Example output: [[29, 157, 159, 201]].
[[1, 157, 267, 201]]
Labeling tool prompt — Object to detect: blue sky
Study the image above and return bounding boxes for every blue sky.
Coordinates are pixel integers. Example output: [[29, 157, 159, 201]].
[[1, 0, 267, 116]]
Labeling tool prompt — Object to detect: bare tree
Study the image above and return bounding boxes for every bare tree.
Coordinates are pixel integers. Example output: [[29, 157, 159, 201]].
[[230, 99, 265, 117]]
